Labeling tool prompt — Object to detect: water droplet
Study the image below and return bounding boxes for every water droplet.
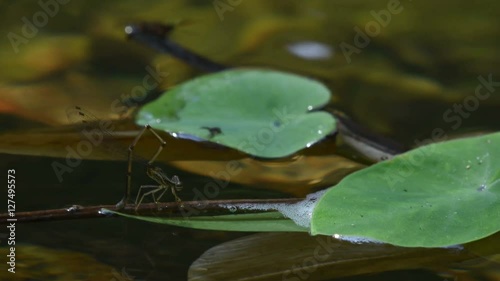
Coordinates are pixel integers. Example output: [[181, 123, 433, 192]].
[[476, 157, 483, 164], [155, 118, 161, 123], [307, 105, 313, 111], [124, 25, 134, 35], [465, 164, 471, 169], [66, 205, 82, 212], [228, 205, 237, 212], [98, 208, 113, 216], [477, 184, 487, 191], [317, 130, 323, 134]]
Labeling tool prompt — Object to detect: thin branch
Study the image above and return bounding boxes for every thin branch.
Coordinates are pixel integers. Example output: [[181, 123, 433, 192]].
[[125, 22, 229, 72], [0, 198, 302, 224]]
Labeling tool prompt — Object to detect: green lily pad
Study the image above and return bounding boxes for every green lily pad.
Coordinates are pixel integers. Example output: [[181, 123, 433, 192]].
[[311, 132, 500, 247], [136, 69, 335, 158]]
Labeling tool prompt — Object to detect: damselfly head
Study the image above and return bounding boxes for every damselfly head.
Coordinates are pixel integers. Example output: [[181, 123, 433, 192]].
[[146, 165, 181, 188], [171, 175, 183, 191]]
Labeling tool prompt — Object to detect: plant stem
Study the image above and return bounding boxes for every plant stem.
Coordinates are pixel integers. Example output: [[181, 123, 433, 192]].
[[125, 22, 229, 72], [0, 198, 302, 224]]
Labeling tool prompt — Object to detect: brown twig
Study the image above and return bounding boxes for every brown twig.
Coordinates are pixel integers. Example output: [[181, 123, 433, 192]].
[[0, 198, 302, 224]]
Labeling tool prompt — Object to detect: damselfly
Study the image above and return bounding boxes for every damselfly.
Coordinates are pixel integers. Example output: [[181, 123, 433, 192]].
[[66, 106, 182, 210]]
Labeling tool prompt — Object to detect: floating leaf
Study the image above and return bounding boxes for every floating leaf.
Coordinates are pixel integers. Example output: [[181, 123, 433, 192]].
[[136, 69, 336, 158], [311, 132, 500, 247]]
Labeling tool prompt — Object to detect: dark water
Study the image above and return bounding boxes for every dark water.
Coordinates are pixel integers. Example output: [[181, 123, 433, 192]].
[[0, 0, 499, 280]]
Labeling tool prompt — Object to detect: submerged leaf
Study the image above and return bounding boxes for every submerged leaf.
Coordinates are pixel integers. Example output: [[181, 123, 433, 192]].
[[172, 154, 364, 197], [311, 132, 500, 247], [188, 232, 500, 281], [136, 69, 336, 158], [105, 210, 308, 232]]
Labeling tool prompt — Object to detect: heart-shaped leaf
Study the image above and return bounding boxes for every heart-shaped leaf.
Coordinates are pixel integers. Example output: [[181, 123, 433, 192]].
[[311, 132, 500, 247], [136, 69, 335, 158]]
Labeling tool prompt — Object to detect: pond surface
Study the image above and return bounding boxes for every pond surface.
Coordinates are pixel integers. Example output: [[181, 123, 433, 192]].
[[0, 0, 499, 280]]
